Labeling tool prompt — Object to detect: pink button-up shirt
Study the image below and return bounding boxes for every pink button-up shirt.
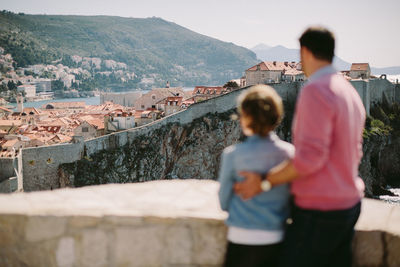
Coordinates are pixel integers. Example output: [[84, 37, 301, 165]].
[[292, 66, 366, 210]]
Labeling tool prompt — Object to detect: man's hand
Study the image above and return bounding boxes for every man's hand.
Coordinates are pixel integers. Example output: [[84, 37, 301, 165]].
[[234, 171, 263, 200]]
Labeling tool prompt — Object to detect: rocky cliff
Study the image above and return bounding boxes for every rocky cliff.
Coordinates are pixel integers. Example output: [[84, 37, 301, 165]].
[[60, 111, 242, 186]]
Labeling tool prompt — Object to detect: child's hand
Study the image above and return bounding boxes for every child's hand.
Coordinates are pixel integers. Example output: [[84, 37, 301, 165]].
[[234, 171, 263, 200]]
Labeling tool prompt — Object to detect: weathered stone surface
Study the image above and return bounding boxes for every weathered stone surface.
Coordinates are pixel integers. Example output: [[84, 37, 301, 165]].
[[387, 203, 400, 236], [191, 222, 227, 265], [0, 181, 398, 267], [25, 216, 66, 242], [385, 232, 400, 267], [0, 215, 26, 247], [18, 241, 58, 267], [165, 225, 193, 264], [56, 237, 75, 267], [80, 229, 108, 267], [68, 216, 100, 228], [115, 227, 165, 266], [353, 231, 384, 267], [355, 198, 393, 232], [104, 215, 144, 226]]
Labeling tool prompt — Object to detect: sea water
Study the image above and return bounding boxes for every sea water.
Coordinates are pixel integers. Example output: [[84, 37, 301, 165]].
[[8, 96, 100, 110]]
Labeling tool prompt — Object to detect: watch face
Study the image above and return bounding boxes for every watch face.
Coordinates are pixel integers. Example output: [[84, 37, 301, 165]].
[[261, 180, 271, 191]]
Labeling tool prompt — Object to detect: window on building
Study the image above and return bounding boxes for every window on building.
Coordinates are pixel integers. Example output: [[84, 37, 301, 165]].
[[152, 105, 156, 109], [141, 105, 145, 109], [152, 95, 156, 100], [82, 127, 89, 132]]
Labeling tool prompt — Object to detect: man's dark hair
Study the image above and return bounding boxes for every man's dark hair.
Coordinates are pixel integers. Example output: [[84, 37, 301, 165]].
[[299, 26, 335, 62]]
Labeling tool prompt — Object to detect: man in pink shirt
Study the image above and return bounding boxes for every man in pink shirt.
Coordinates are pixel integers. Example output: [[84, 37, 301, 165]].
[[235, 26, 366, 266]]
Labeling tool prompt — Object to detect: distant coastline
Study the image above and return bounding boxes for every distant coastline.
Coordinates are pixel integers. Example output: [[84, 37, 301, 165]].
[[6, 87, 195, 111]]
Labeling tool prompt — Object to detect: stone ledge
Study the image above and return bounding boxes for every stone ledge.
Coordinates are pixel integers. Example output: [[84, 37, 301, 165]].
[[0, 180, 399, 267]]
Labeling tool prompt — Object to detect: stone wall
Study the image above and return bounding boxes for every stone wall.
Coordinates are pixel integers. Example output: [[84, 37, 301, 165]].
[[352, 78, 395, 115], [100, 91, 143, 107], [395, 84, 400, 103], [21, 142, 83, 191], [369, 79, 395, 105], [0, 157, 14, 183], [0, 180, 398, 267]]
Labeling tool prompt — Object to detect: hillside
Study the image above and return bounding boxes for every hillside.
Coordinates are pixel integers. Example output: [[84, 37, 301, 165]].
[[0, 11, 258, 88], [251, 43, 400, 75]]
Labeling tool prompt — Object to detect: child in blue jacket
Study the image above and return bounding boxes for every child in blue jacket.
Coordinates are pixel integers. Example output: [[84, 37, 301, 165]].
[[218, 85, 294, 267]]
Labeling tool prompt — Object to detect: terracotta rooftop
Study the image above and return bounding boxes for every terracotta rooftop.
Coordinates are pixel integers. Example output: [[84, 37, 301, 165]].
[[86, 119, 104, 130], [0, 106, 12, 113], [2, 139, 20, 148], [192, 86, 225, 95], [247, 61, 300, 72], [43, 102, 86, 109], [351, 63, 370, 71], [23, 107, 41, 115], [0, 120, 22, 127]]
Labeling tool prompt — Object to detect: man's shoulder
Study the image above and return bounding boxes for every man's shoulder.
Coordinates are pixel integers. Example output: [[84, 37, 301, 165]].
[[301, 73, 346, 103], [306, 72, 351, 90]]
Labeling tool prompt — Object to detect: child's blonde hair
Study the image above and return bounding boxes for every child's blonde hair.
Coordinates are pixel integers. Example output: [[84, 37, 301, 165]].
[[237, 85, 283, 136]]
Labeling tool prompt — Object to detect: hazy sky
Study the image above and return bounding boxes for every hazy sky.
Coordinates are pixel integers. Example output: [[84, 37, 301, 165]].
[[2, 0, 400, 67]]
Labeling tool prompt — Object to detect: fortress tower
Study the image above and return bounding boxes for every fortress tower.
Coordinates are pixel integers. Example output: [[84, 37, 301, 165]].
[[16, 93, 24, 113]]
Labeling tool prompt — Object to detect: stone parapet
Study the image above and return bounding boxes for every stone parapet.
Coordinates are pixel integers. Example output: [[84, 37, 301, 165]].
[[0, 180, 398, 267]]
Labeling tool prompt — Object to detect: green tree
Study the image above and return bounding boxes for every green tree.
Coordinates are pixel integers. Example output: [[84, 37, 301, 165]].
[[7, 80, 16, 90], [223, 81, 239, 88], [51, 79, 65, 91]]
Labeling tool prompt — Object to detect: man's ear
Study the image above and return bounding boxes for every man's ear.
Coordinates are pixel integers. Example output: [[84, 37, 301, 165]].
[[300, 46, 311, 60]]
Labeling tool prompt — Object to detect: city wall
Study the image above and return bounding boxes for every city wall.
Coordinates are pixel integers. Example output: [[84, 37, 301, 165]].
[[0, 158, 14, 182], [0, 180, 399, 267], [100, 91, 143, 107], [352, 78, 396, 115], [1, 79, 395, 192]]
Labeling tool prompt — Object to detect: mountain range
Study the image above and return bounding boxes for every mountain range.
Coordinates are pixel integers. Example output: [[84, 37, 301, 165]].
[[0, 11, 258, 87], [0, 10, 398, 89], [250, 44, 400, 75]]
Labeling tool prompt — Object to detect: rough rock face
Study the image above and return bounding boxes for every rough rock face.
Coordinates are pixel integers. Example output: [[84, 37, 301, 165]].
[[379, 136, 400, 188], [60, 111, 242, 186], [360, 135, 390, 197], [360, 134, 400, 197]]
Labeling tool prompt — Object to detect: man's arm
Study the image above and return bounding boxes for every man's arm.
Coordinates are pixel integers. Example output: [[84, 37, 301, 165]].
[[234, 83, 334, 200], [234, 159, 299, 200]]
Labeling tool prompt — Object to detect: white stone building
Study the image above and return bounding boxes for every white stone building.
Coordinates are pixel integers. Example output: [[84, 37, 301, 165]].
[[350, 63, 371, 79], [245, 61, 303, 85], [134, 87, 187, 111], [107, 111, 135, 130], [17, 84, 36, 98]]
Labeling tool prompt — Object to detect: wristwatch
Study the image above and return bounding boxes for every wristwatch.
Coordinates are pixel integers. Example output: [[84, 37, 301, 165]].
[[261, 179, 272, 192]]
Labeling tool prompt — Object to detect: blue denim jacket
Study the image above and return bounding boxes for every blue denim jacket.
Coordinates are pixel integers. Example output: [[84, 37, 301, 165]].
[[218, 133, 294, 230]]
